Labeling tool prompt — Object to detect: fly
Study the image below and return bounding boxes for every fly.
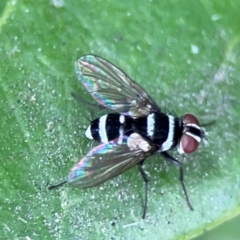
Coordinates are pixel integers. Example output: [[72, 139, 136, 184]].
[[49, 55, 206, 219]]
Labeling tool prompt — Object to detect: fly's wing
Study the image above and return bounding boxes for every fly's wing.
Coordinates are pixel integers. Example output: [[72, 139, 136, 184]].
[[67, 135, 158, 188], [75, 55, 161, 118]]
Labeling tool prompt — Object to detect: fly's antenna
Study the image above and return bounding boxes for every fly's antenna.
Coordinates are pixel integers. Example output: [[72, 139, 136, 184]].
[[201, 120, 216, 127], [200, 120, 215, 145]]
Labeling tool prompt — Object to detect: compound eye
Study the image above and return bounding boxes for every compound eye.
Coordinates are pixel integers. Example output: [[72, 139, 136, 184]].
[[179, 134, 199, 154], [183, 113, 199, 126]]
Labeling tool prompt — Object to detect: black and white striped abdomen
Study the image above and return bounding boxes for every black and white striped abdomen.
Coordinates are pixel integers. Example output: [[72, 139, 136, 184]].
[[85, 112, 178, 152], [85, 113, 133, 143]]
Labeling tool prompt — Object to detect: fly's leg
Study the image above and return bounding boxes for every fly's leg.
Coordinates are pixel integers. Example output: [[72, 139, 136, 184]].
[[161, 151, 194, 211], [71, 92, 105, 110], [48, 180, 67, 190], [137, 161, 149, 219]]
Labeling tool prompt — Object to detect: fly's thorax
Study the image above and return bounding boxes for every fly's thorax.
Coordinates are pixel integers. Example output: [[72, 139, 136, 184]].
[[177, 113, 205, 154], [144, 112, 176, 152], [85, 113, 133, 143], [159, 114, 176, 151]]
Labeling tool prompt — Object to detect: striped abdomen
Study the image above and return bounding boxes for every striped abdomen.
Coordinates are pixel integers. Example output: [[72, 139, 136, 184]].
[[85, 113, 133, 143], [85, 112, 180, 152]]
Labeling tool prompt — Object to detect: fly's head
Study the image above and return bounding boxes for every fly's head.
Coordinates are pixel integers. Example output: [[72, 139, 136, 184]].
[[178, 113, 206, 154]]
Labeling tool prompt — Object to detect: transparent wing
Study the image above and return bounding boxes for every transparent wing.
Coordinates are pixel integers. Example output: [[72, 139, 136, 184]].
[[75, 55, 161, 118], [67, 135, 158, 188]]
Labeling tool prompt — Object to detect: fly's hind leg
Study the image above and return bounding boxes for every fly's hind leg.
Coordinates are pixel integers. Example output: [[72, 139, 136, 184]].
[[137, 161, 149, 219]]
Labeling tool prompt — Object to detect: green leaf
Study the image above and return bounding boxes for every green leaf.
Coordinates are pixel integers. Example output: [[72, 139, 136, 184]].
[[1, 0, 240, 239]]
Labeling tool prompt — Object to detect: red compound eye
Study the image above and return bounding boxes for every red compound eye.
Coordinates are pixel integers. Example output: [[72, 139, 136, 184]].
[[183, 113, 199, 126], [179, 134, 199, 154]]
